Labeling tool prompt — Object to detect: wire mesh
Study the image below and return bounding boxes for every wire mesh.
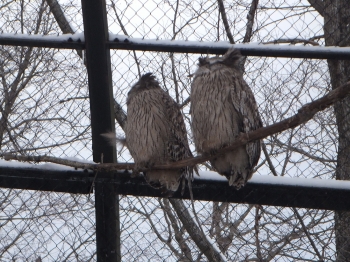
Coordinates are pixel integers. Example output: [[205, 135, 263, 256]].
[[0, 0, 348, 261]]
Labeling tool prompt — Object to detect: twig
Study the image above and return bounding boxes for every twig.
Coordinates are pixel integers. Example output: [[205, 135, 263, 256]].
[[170, 53, 180, 103], [1, 154, 101, 169], [110, 1, 141, 78], [293, 208, 323, 261], [263, 38, 320, 46], [254, 205, 263, 261], [179, 97, 191, 109], [59, 96, 88, 104], [274, 138, 336, 163], [261, 141, 279, 176], [309, 34, 324, 41], [172, 0, 180, 40], [3, 81, 350, 172]]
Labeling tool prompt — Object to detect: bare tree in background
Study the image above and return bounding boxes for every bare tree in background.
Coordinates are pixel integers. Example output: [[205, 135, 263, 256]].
[[0, 0, 94, 260], [110, 0, 336, 261], [315, 0, 350, 260]]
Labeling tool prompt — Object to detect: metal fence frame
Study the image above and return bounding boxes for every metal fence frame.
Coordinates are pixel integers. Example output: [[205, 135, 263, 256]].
[[1, 0, 350, 261]]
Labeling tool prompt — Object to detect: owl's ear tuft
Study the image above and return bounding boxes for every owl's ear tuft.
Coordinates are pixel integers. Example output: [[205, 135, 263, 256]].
[[140, 72, 154, 80], [139, 73, 156, 84], [137, 73, 160, 90], [223, 48, 242, 67], [198, 57, 209, 66]]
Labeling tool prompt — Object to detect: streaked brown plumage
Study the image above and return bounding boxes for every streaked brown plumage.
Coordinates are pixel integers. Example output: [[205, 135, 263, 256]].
[[125, 73, 193, 196], [190, 48, 262, 189]]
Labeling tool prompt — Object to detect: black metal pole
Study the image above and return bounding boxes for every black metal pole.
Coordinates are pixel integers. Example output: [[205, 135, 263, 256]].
[[81, 0, 120, 261], [4, 33, 350, 60]]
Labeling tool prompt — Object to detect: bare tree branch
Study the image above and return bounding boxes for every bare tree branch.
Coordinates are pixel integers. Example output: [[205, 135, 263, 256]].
[[217, 0, 235, 44], [46, 0, 73, 33], [243, 0, 259, 43], [110, 1, 141, 78], [241, 0, 259, 66], [114, 100, 127, 130], [261, 141, 279, 176], [161, 199, 193, 260], [0, 0, 15, 9], [254, 206, 263, 261], [170, 53, 180, 104], [273, 138, 336, 163], [46, 0, 83, 59], [46, 0, 128, 130], [292, 208, 323, 261], [263, 38, 320, 46], [3, 81, 350, 171], [152, 80, 350, 170], [179, 96, 191, 109], [169, 198, 225, 262]]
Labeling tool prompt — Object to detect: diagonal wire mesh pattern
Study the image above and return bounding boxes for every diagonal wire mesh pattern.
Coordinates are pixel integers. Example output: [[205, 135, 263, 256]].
[[0, 1, 94, 260], [0, 0, 349, 261]]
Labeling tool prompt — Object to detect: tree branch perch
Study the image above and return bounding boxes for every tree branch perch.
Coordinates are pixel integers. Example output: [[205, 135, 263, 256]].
[[2, 81, 350, 172]]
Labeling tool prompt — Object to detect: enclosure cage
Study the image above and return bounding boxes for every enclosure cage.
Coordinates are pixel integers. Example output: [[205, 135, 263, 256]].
[[1, 0, 350, 261]]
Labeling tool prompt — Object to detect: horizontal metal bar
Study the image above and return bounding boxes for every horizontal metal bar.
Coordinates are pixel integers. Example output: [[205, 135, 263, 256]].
[[0, 33, 85, 49], [0, 167, 92, 194], [113, 172, 350, 211], [1, 166, 349, 210], [109, 35, 350, 59], [2, 33, 350, 59]]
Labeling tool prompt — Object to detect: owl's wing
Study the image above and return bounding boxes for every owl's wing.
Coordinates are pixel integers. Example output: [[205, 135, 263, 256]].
[[230, 76, 263, 167], [161, 91, 193, 160], [160, 90, 195, 179]]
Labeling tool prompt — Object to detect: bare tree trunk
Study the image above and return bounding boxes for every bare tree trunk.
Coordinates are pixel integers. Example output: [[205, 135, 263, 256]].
[[323, 1, 350, 260]]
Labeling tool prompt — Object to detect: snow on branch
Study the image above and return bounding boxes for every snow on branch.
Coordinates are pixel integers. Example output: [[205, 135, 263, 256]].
[[2, 81, 350, 173]]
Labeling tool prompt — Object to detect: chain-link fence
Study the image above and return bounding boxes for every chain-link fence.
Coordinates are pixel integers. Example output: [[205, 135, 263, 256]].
[[1, 0, 349, 261]]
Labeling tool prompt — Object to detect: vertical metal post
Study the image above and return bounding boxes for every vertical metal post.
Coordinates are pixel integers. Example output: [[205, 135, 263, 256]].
[[81, 0, 120, 261]]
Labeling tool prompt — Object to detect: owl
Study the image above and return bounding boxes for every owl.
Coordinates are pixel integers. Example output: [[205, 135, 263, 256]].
[[125, 73, 194, 196], [190, 48, 262, 189]]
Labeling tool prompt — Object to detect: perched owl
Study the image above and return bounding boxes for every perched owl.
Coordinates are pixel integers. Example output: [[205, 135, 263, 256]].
[[190, 48, 262, 189], [125, 73, 194, 196]]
